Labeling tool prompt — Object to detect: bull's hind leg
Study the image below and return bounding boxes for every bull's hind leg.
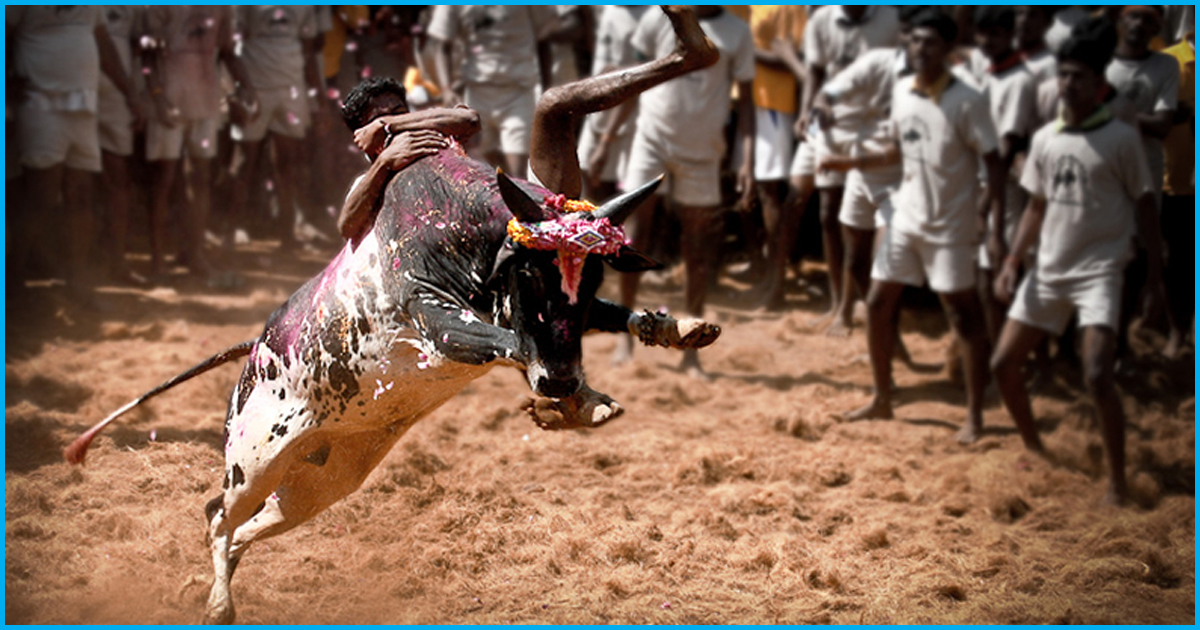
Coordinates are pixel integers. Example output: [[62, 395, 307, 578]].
[[204, 452, 290, 624], [228, 427, 405, 558], [530, 5, 718, 197]]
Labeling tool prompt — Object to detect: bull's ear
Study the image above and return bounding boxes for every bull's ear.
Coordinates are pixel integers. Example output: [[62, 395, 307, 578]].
[[604, 246, 663, 273], [592, 175, 663, 225], [496, 169, 544, 223], [487, 240, 517, 287]]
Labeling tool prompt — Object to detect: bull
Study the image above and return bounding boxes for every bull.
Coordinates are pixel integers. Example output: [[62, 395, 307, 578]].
[[66, 141, 719, 623]]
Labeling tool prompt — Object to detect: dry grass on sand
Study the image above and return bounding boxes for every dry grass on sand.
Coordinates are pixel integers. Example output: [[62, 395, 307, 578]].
[[5, 245, 1194, 624]]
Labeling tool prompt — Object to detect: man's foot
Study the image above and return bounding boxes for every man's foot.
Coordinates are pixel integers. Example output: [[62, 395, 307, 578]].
[[109, 264, 148, 287], [824, 317, 853, 338], [679, 348, 712, 381], [611, 337, 634, 366], [806, 309, 835, 331], [663, 6, 719, 72], [1101, 485, 1129, 507], [954, 416, 984, 444], [1164, 329, 1187, 359], [844, 397, 893, 421]]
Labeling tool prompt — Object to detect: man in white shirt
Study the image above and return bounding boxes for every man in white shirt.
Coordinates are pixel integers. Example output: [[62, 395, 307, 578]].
[[973, 7, 1039, 346], [837, 10, 1005, 445], [1105, 5, 1179, 366], [991, 21, 1165, 506], [97, 6, 144, 283], [767, 6, 899, 317], [605, 6, 755, 377], [428, 5, 557, 180], [227, 6, 326, 254], [577, 5, 651, 201], [7, 6, 139, 293]]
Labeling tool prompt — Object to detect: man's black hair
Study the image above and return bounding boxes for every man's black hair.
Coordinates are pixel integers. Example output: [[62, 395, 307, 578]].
[[1058, 16, 1118, 76], [909, 7, 959, 44], [341, 76, 407, 132], [974, 6, 1016, 31]]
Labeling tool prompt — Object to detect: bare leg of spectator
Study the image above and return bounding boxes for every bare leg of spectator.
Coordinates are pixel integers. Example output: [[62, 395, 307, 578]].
[[149, 159, 179, 279], [940, 288, 990, 444]]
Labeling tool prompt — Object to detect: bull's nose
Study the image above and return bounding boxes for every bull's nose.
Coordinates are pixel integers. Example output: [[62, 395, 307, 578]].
[[537, 376, 581, 399]]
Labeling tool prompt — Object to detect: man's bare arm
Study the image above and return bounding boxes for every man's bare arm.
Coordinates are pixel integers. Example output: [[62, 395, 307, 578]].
[[353, 105, 480, 155], [339, 130, 449, 244]]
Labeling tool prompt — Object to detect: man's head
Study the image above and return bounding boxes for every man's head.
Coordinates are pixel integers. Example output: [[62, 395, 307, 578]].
[[1015, 6, 1055, 51], [974, 6, 1017, 61], [897, 5, 925, 47], [1118, 5, 1164, 51], [908, 8, 958, 76], [1057, 17, 1118, 114], [341, 77, 409, 133]]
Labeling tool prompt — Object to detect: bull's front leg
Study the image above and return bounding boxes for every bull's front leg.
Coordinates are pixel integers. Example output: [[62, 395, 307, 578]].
[[587, 299, 722, 349], [406, 293, 524, 366]]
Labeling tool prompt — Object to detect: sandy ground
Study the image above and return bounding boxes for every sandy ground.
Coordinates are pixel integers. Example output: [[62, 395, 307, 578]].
[[5, 240, 1194, 624]]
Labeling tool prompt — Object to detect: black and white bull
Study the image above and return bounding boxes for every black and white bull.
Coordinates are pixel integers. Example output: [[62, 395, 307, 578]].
[[66, 142, 719, 624]]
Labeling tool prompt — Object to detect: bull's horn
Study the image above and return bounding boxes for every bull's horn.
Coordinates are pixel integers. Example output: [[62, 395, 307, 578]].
[[496, 169, 545, 224], [592, 175, 663, 225]]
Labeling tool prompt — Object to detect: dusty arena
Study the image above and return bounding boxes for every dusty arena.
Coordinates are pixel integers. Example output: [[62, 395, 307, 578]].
[[5, 243, 1194, 624]]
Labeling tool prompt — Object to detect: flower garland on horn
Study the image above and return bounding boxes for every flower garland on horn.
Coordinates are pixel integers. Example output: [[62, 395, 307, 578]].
[[506, 195, 630, 304]]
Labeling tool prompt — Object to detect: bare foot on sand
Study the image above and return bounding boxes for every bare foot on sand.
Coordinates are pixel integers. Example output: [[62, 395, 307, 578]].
[[1164, 329, 1187, 359], [680, 349, 713, 381], [824, 318, 853, 338], [1101, 486, 1129, 508], [611, 337, 634, 366], [845, 397, 893, 421], [954, 415, 984, 444], [806, 310, 835, 331]]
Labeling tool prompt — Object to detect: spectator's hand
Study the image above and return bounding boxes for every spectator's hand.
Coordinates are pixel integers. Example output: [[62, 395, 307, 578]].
[[354, 118, 389, 154], [986, 231, 1007, 277], [795, 110, 811, 141], [377, 130, 449, 171], [736, 159, 756, 211], [818, 154, 856, 173], [154, 96, 182, 128], [1139, 272, 1167, 326], [811, 102, 834, 132], [235, 84, 260, 123], [993, 257, 1020, 304], [126, 92, 146, 131]]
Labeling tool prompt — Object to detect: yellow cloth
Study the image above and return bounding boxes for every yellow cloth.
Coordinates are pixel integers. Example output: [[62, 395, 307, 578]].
[[1162, 37, 1194, 195], [745, 5, 807, 114], [323, 6, 370, 80], [404, 66, 441, 99]]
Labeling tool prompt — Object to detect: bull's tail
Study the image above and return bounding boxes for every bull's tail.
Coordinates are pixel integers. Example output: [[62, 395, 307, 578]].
[[63, 340, 257, 465]]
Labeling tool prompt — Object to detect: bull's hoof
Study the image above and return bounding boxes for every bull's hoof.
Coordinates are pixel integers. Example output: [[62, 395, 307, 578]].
[[524, 385, 624, 430], [632, 310, 721, 350], [202, 604, 235, 625]]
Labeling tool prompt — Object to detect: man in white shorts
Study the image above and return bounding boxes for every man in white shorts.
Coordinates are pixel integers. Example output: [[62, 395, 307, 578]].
[[577, 5, 651, 201], [228, 6, 325, 253], [765, 5, 900, 315], [144, 6, 254, 278], [973, 7, 1039, 345], [6, 6, 139, 292], [841, 10, 1005, 445], [428, 5, 557, 179], [606, 5, 755, 376], [990, 22, 1164, 506], [810, 6, 928, 339], [1105, 5, 1180, 364], [98, 6, 144, 283]]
